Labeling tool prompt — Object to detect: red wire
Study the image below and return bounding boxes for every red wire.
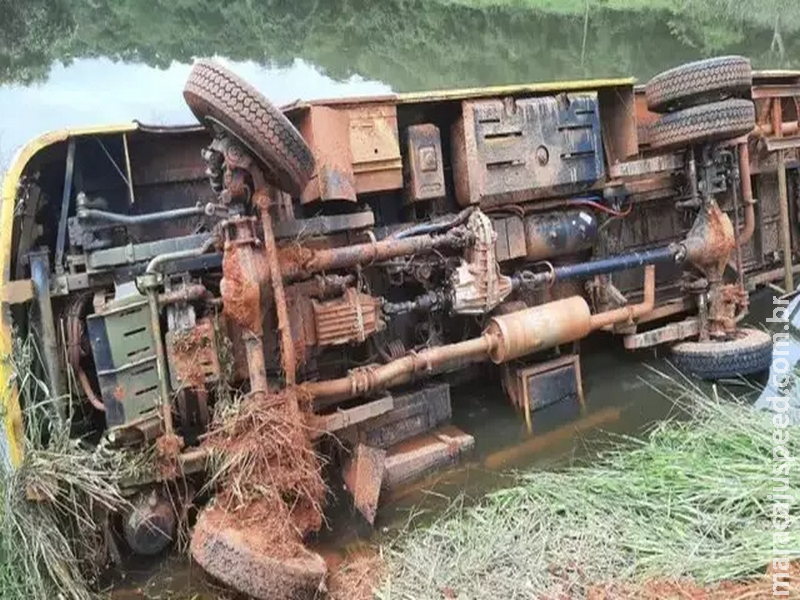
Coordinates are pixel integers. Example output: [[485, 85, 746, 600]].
[[569, 199, 633, 217]]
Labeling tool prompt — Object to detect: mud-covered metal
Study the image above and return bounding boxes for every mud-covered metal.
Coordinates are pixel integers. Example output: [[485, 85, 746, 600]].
[[166, 318, 221, 390], [683, 198, 735, 281], [278, 228, 471, 281], [486, 297, 591, 363], [297, 103, 403, 203], [311, 288, 384, 347], [451, 210, 513, 314], [124, 491, 176, 556], [522, 209, 597, 261], [343, 444, 386, 524], [406, 123, 445, 202], [452, 93, 604, 207], [220, 217, 267, 335]]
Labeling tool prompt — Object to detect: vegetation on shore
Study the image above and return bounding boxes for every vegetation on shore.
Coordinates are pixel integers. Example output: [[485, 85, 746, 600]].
[[0, 334, 145, 600], [1, 0, 798, 92], [378, 379, 800, 598]]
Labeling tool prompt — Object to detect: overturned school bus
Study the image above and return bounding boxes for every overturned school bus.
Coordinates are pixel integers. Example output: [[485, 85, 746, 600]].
[[1, 56, 798, 596]]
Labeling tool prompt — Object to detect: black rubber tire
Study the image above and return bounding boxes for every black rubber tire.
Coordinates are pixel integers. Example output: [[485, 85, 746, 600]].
[[183, 59, 315, 197], [671, 327, 772, 380], [648, 99, 755, 150], [646, 56, 752, 113]]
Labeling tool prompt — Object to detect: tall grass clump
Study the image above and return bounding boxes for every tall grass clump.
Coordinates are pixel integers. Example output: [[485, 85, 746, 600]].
[[0, 332, 145, 600], [379, 377, 800, 599]]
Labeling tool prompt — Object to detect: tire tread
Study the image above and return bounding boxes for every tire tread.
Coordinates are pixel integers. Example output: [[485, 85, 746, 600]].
[[646, 56, 752, 113], [648, 99, 755, 149], [183, 60, 314, 196]]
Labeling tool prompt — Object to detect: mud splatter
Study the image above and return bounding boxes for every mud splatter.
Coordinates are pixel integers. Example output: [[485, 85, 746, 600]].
[[203, 387, 326, 535], [155, 433, 185, 480]]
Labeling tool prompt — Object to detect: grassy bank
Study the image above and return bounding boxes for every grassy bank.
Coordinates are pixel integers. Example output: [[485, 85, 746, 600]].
[[0, 335, 145, 600], [379, 383, 800, 598]]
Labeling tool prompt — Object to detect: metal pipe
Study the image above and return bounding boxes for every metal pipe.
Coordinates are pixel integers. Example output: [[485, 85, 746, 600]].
[[77, 367, 105, 412], [688, 151, 699, 206], [588, 265, 655, 329], [122, 132, 136, 206], [773, 100, 794, 291], [281, 229, 469, 281], [78, 204, 207, 225], [29, 250, 64, 407], [730, 149, 749, 319], [754, 121, 799, 137], [158, 284, 210, 306], [311, 334, 494, 407], [145, 286, 175, 437], [550, 245, 678, 282], [736, 143, 755, 246], [389, 207, 474, 239], [312, 269, 657, 407], [256, 191, 297, 386], [243, 333, 268, 394], [55, 138, 76, 275], [146, 236, 217, 274]]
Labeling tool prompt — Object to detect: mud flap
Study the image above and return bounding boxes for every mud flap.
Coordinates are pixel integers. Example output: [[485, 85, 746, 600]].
[[343, 444, 386, 525]]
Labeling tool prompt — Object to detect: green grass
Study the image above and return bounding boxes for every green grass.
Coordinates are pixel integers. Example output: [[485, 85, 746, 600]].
[[0, 332, 147, 600], [379, 377, 800, 598]]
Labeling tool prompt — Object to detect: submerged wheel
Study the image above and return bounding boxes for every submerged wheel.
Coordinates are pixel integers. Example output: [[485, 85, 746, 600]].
[[671, 327, 772, 380], [648, 99, 755, 150], [646, 56, 752, 113], [183, 59, 315, 197]]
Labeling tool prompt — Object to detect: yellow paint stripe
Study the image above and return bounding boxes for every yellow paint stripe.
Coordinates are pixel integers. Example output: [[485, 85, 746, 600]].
[[397, 77, 636, 104], [0, 123, 137, 468]]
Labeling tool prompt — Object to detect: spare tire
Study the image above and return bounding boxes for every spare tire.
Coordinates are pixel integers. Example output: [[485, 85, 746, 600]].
[[183, 59, 315, 197], [646, 56, 752, 113], [648, 99, 755, 150], [671, 327, 772, 380]]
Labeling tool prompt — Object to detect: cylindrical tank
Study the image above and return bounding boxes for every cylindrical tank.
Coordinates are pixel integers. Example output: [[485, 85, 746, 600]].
[[524, 210, 597, 261], [486, 296, 591, 363], [124, 491, 177, 556]]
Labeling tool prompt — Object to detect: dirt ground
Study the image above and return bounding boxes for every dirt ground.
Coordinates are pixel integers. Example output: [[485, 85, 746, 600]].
[[586, 562, 800, 600]]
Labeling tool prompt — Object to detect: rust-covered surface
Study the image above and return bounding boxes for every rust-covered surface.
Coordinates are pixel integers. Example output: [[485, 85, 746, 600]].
[[451, 94, 605, 207], [296, 102, 402, 203], [343, 444, 386, 524], [220, 217, 268, 335], [298, 105, 356, 203], [13, 58, 800, 600], [382, 425, 475, 491], [278, 229, 468, 281], [406, 123, 445, 202], [312, 288, 384, 347], [683, 199, 736, 280], [166, 318, 220, 389]]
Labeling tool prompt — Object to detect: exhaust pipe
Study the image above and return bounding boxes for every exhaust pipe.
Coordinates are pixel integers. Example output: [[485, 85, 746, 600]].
[[310, 266, 655, 408]]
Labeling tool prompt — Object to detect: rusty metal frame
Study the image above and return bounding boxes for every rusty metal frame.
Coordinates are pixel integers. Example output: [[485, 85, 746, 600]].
[[515, 354, 585, 433]]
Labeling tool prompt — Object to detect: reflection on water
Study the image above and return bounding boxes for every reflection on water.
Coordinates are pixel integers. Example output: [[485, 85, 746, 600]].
[[1, 0, 799, 161]]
